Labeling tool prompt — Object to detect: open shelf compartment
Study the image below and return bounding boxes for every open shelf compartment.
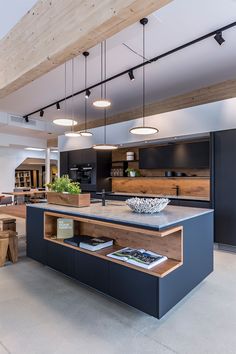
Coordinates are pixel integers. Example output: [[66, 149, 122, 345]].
[[44, 211, 183, 278]]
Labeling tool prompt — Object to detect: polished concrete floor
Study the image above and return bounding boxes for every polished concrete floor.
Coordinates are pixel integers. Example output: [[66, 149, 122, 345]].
[[0, 218, 236, 353]]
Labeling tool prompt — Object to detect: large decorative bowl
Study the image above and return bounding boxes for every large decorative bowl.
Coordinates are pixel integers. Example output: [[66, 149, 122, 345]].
[[126, 197, 169, 214]]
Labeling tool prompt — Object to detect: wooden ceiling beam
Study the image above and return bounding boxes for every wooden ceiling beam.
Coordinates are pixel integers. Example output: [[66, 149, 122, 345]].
[[0, 0, 172, 98], [76, 78, 236, 130], [47, 138, 58, 148]]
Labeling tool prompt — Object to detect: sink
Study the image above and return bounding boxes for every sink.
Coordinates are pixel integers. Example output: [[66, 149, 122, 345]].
[[106, 202, 124, 206]]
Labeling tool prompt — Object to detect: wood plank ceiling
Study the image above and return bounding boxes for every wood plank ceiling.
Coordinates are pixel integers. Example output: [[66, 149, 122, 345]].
[[0, 0, 172, 98]]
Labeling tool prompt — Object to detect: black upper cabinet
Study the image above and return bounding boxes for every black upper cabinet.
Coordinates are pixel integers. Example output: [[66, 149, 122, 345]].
[[139, 141, 209, 169], [60, 151, 69, 176]]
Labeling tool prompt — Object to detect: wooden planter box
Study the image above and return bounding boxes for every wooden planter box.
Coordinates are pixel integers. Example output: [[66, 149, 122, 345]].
[[47, 192, 90, 208]]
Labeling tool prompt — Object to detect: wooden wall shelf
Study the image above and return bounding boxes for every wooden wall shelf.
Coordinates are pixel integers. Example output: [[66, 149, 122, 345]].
[[44, 212, 183, 278]]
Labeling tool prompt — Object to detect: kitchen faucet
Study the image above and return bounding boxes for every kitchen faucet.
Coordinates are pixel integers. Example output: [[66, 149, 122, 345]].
[[172, 185, 180, 196], [101, 189, 106, 206]]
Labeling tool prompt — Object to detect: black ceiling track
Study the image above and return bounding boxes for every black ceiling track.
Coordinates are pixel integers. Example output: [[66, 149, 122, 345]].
[[24, 20, 236, 120]]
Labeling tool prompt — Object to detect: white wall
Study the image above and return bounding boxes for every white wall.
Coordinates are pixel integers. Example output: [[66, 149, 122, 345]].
[[59, 97, 236, 151], [0, 147, 58, 193]]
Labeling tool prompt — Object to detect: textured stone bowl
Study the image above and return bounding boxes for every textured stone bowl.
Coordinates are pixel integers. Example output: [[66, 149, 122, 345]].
[[126, 197, 170, 214]]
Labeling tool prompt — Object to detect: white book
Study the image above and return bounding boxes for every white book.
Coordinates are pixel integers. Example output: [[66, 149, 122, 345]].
[[107, 247, 167, 269]]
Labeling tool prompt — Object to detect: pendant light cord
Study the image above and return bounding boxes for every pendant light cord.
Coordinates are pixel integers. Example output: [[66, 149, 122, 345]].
[[71, 58, 75, 132], [64, 61, 67, 119], [100, 41, 107, 145], [85, 55, 87, 131], [104, 40, 107, 145], [142, 23, 146, 127]]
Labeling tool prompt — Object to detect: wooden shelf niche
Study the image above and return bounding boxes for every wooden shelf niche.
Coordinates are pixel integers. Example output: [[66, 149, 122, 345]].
[[44, 212, 183, 278]]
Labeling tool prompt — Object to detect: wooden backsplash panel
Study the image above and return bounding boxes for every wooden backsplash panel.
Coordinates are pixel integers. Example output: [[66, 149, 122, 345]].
[[112, 177, 210, 199]]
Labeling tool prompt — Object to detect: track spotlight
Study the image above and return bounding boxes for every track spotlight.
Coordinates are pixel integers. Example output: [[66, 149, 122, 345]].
[[85, 89, 91, 99], [56, 102, 60, 110], [128, 70, 135, 81], [214, 31, 225, 45], [40, 109, 44, 117], [25, 116, 29, 123]]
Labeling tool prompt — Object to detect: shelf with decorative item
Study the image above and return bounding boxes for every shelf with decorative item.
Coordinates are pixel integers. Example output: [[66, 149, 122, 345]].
[[111, 160, 140, 177], [44, 211, 183, 278]]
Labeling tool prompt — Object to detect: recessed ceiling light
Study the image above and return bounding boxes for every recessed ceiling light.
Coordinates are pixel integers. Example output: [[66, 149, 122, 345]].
[[93, 99, 111, 108], [92, 144, 118, 150], [64, 131, 81, 137], [53, 119, 78, 126], [129, 127, 159, 135], [51, 150, 58, 153], [25, 147, 45, 151]]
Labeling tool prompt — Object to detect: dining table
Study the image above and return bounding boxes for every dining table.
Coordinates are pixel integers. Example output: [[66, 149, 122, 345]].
[[2, 190, 47, 204]]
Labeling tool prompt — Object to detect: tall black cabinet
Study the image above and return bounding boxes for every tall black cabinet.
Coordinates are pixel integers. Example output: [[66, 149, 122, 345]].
[[214, 129, 236, 246], [60, 148, 111, 192]]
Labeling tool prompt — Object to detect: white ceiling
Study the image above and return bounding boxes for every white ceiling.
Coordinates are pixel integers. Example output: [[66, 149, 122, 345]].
[[0, 0, 236, 130], [0, 124, 59, 139], [0, 0, 37, 40]]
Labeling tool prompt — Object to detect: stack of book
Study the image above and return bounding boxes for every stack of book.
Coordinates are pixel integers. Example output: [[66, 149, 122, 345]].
[[64, 235, 113, 251], [107, 247, 167, 269]]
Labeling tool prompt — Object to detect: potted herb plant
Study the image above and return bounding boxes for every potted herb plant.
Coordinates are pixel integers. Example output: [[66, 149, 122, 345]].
[[125, 168, 140, 177], [46, 175, 90, 207]]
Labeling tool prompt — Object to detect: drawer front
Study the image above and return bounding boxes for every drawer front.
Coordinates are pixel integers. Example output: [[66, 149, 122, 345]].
[[109, 262, 158, 317], [46, 241, 75, 278], [75, 252, 109, 294], [26, 207, 46, 264]]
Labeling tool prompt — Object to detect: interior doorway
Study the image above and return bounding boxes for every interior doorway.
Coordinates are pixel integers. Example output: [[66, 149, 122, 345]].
[[15, 158, 58, 189]]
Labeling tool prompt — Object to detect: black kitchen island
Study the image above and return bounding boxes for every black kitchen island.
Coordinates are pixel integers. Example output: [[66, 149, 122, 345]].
[[26, 202, 213, 318]]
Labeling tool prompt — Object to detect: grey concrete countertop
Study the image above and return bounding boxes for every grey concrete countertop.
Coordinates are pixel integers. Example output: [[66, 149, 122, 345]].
[[28, 202, 213, 231], [108, 192, 209, 202]]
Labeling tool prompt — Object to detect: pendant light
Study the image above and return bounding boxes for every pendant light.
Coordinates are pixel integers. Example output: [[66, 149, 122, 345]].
[[53, 61, 78, 127], [93, 41, 117, 150], [130, 18, 159, 136], [64, 58, 80, 137], [93, 41, 111, 109], [80, 52, 93, 137]]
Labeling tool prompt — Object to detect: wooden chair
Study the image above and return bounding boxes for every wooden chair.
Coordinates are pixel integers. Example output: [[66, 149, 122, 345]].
[[0, 230, 18, 267], [0, 218, 18, 267], [0, 196, 13, 206]]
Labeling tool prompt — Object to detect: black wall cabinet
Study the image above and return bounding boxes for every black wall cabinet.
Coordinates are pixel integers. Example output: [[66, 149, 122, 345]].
[[139, 141, 209, 169], [60, 148, 111, 192], [214, 129, 236, 245]]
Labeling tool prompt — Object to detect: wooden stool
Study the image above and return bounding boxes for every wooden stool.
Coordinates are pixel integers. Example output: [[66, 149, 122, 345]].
[[0, 231, 18, 267], [0, 218, 16, 232]]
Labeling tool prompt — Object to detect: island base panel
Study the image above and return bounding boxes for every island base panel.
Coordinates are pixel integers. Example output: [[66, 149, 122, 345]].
[[26, 206, 213, 318], [159, 212, 213, 317], [109, 262, 158, 317]]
